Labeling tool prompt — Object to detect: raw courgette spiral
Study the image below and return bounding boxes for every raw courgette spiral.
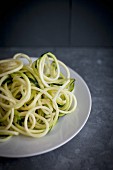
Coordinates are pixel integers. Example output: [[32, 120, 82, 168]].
[[0, 52, 77, 142]]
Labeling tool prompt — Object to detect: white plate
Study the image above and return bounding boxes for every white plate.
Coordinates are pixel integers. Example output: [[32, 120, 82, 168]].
[[0, 57, 92, 158]]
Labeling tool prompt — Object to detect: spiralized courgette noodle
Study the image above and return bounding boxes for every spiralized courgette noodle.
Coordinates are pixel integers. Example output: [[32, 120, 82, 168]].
[[0, 52, 77, 142]]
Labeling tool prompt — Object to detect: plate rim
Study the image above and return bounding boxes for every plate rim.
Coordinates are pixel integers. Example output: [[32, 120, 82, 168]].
[[0, 58, 92, 158]]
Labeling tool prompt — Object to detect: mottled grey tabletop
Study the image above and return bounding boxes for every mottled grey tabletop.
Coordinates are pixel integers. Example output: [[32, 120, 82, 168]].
[[0, 47, 113, 170]]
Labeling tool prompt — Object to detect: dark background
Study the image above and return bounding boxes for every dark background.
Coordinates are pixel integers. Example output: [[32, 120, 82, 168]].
[[0, 0, 113, 47]]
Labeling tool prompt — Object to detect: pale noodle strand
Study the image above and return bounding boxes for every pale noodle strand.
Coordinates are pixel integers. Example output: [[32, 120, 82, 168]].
[[13, 53, 32, 66], [0, 52, 77, 142], [0, 59, 23, 77]]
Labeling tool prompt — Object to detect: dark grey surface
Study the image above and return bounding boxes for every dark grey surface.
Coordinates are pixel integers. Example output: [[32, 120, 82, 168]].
[[0, 0, 113, 47], [0, 47, 113, 170], [71, 0, 113, 47]]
